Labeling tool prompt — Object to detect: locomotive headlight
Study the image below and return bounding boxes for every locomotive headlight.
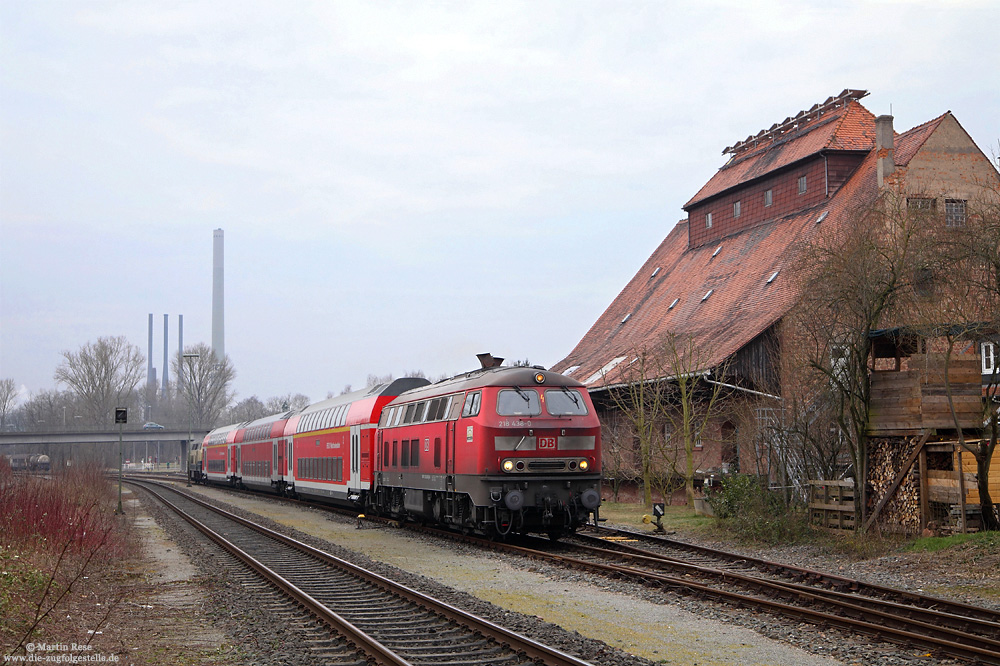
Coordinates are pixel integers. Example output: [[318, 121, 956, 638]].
[[502, 459, 515, 472], [579, 459, 590, 471]]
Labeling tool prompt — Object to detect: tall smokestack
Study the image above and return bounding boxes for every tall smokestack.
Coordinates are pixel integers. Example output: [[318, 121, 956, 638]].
[[212, 229, 225, 360], [147, 314, 154, 387], [162, 314, 169, 396]]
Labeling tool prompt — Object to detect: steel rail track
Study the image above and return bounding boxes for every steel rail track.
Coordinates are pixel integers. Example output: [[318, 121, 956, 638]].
[[411, 527, 1000, 665], [568, 531, 1000, 640], [130, 479, 594, 666], [137, 476, 1000, 663], [552, 537, 1000, 651], [580, 524, 1000, 625]]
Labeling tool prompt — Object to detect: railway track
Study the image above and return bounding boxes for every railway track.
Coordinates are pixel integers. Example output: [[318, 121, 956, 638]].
[[129, 479, 594, 666], [136, 476, 1000, 664], [472, 528, 1000, 665]]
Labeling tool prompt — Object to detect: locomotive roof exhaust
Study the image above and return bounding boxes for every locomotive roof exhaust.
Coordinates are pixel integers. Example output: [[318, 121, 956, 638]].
[[476, 353, 505, 369]]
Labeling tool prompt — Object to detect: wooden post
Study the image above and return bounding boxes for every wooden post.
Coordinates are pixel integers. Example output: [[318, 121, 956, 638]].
[[918, 447, 929, 531], [957, 448, 968, 533]]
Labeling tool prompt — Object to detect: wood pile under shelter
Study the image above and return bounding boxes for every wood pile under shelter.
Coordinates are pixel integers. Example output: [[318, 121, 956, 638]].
[[810, 330, 993, 534]]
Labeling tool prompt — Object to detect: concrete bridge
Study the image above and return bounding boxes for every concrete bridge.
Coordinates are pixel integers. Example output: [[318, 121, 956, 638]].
[[0, 428, 210, 473]]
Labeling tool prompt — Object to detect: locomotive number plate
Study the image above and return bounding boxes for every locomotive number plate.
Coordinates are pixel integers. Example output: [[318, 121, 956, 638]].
[[538, 436, 557, 450]]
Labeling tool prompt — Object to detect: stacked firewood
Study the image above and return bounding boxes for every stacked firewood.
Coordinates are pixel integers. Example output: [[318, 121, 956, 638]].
[[867, 436, 922, 532]]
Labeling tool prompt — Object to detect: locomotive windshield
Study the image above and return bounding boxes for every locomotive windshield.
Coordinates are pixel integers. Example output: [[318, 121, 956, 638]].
[[496, 388, 541, 416], [544, 388, 589, 416]]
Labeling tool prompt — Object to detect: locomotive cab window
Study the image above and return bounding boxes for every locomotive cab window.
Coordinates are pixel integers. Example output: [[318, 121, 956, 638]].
[[545, 388, 588, 416], [496, 389, 541, 416], [461, 391, 481, 417]]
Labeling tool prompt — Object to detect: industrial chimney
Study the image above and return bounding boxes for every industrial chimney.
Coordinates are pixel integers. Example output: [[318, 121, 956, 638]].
[[147, 313, 154, 387], [162, 314, 169, 396], [212, 229, 225, 360]]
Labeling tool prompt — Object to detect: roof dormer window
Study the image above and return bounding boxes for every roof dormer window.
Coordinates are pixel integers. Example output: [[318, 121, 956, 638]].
[[705, 212, 713, 228], [733, 200, 741, 218]]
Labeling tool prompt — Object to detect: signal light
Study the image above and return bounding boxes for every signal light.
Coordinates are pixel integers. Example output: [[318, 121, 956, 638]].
[[534, 372, 545, 384]]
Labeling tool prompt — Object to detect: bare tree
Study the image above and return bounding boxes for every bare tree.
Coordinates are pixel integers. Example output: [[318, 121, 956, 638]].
[[657, 334, 729, 506], [0, 378, 17, 429], [264, 393, 311, 413], [915, 187, 1000, 530], [54, 336, 146, 426], [172, 343, 236, 429], [604, 333, 730, 507], [599, 415, 642, 502], [227, 396, 267, 423], [793, 192, 929, 527]]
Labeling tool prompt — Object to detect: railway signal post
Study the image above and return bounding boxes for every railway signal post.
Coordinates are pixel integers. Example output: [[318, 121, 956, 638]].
[[114, 407, 127, 515]]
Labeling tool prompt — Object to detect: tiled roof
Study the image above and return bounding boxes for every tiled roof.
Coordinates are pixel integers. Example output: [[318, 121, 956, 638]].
[[683, 100, 877, 209], [893, 112, 948, 166], [553, 109, 949, 391]]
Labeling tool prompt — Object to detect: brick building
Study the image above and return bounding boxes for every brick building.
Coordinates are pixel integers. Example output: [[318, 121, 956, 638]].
[[552, 89, 999, 500]]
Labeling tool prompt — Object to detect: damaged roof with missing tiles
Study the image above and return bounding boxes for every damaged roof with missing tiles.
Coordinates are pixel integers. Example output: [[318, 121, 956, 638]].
[[553, 102, 956, 391]]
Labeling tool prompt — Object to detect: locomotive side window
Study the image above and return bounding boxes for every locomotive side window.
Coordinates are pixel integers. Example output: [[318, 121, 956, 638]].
[[426, 398, 441, 421], [434, 437, 441, 468], [382, 440, 389, 467], [461, 391, 481, 417], [410, 439, 420, 466], [544, 389, 589, 416], [401, 439, 410, 466], [392, 440, 398, 466], [497, 389, 541, 416]]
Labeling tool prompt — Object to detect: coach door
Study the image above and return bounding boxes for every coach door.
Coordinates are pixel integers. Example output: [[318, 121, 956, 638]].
[[349, 425, 362, 492], [274, 440, 283, 481]]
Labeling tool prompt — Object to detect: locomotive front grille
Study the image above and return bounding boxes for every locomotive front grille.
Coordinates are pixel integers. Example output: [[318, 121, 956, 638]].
[[527, 460, 566, 471]]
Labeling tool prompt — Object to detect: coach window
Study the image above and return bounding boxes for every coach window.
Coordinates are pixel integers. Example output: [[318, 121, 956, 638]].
[[392, 440, 398, 467], [496, 389, 541, 416], [382, 440, 389, 467], [413, 402, 426, 423], [401, 439, 410, 466], [403, 404, 416, 424], [433, 437, 442, 468], [426, 398, 441, 421], [392, 406, 403, 427], [410, 439, 420, 467], [461, 391, 481, 417]]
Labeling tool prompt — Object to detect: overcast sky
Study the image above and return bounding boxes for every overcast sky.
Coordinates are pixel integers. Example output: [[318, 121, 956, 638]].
[[2, 1, 998, 406]]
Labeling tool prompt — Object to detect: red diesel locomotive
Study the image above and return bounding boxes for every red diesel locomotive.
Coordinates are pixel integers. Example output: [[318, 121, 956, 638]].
[[189, 357, 602, 538]]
